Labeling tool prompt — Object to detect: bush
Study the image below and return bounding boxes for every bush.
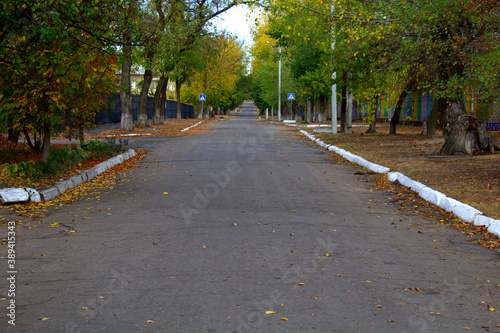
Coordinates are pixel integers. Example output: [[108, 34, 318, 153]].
[[81, 138, 128, 158], [3, 147, 88, 180]]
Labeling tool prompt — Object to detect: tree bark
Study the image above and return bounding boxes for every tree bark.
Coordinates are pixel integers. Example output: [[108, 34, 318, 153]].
[[152, 75, 167, 125], [120, 28, 134, 131], [137, 69, 153, 127], [317, 96, 327, 123], [340, 73, 347, 132], [293, 101, 301, 121], [42, 121, 51, 161], [346, 84, 353, 134], [198, 102, 204, 119], [306, 100, 312, 123], [176, 80, 182, 120], [389, 90, 408, 135], [78, 125, 84, 145], [426, 96, 442, 135], [365, 94, 379, 134], [439, 98, 496, 155]]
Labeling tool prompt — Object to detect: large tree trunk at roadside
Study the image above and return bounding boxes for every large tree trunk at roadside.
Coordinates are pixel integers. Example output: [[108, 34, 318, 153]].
[[120, 29, 134, 131], [176, 80, 182, 120], [317, 96, 327, 123], [198, 102, 204, 119], [306, 100, 312, 123], [137, 69, 153, 127], [439, 98, 497, 155], [152, 75, 167, 125]]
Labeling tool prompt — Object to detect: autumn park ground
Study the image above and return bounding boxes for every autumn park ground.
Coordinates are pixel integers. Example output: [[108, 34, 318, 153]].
[[1, 116, 499, 249]]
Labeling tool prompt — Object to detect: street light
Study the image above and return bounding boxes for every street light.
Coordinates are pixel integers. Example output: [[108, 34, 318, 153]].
[[267, 41, 282, 121], [331, 4, 337, 133]]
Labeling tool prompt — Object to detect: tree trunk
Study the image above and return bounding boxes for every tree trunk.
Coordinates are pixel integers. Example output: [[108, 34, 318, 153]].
[[317, 96, 327, 123], [439, 98, 496, 155], [346, 84, 353, 134], [293, 101, 301, 121], [158, 80, 167, 124], [24, 129, 41, 153], [389, 90, 408, 135], [426, 96, 442, 135], [176, 80, 182, 120], [306, 100, 312, 123], [78, 125, 84, 145], [42, 121, 51, 161], [120, 29, 134, 131], [152, 75, 167, 125], [137, 69, 153, 127], [365, 94, 379, 134], [340, 73, 347, 132]]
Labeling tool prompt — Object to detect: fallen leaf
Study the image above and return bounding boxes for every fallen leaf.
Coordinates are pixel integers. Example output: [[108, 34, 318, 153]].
[[81, 307, 88, 310], [147, 320, 154, 323], [376, 305, 383, 308], [265, 311, 276, 315], [163, 192, 168, 195], [324, 253, 331, 257], [281, 317, 288, 321], [299, 282, 305, 286], [39, 316, 50, 321]]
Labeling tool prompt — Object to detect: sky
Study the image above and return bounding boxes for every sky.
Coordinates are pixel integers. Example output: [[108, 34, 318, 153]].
[[215, 4, 261, 48]]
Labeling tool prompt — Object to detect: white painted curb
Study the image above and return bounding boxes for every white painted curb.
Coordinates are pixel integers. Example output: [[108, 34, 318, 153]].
[[298, 129, 500, 238], [1, 149, 137, 204], [181, 121, 203, 132]]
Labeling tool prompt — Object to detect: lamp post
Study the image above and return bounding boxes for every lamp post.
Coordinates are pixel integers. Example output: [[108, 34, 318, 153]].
[[331, 3, 337, 133], [267, 41, 282, 121]]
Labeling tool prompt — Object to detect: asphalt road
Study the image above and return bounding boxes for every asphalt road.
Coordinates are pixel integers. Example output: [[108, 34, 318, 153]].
[[2, 103, 499, 332]]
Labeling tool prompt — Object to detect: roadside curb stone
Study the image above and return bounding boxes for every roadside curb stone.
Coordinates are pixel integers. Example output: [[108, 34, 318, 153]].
[[298, 128, 500, 238], [0, 149, 136, 205]]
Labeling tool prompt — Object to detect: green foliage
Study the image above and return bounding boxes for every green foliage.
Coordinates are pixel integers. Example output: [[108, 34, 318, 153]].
[[81, 138, 128, 158], [4, 147, 88, 180]]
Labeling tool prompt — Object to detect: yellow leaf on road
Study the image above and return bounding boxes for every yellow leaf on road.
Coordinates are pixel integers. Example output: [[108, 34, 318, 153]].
[[281, 317, 288, 321], [265, 311, 276, 315]]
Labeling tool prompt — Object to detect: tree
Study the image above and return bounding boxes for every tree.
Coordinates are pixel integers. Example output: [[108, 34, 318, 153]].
[[0, 0, 117, 160], [184, 35, 247, 118], [339, 0, 500, 153]]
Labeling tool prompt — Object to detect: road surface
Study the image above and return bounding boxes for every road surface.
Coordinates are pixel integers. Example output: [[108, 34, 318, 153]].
[[2, 103, 499, 332]]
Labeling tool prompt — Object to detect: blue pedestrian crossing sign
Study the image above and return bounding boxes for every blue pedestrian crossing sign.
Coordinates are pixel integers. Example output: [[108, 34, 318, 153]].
[[287, 93, 295, 101], [199, 94, 206, 101]]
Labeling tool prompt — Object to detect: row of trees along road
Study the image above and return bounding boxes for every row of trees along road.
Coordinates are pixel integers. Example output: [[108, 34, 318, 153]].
[[252, 0, 500, 155], [0, 0, 250, 161]]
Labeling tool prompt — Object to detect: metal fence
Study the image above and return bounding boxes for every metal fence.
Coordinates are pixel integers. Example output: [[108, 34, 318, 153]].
[[94, 93, 194, 124]]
